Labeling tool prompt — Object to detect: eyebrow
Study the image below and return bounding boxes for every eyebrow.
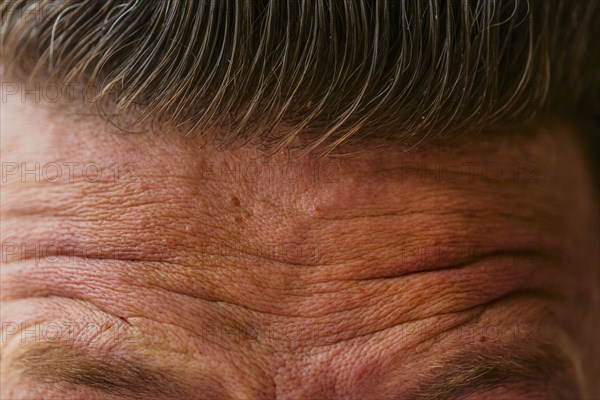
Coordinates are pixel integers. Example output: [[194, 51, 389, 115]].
[[14, 339, 579, 399], [14, 343, 199, 398], [407, 342, 580, 400]]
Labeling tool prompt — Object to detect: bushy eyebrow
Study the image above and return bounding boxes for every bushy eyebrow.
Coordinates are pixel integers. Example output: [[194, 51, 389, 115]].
[[14, 343, 195, 398], [407, 341, 580, 400]]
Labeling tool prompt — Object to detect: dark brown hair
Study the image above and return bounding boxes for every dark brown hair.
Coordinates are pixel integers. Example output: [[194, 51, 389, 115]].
[[1, 0, 598, 152]]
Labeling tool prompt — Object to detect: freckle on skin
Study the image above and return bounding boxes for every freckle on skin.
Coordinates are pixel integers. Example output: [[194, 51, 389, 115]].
[[231, 196, 244, 224]]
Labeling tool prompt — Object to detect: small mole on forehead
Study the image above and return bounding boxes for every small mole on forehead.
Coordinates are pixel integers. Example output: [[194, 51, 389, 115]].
[[231, 196, 241, 207]]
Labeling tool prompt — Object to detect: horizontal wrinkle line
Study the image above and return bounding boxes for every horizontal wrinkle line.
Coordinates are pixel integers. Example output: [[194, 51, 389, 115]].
[[144, 278, 437, 320], [2, 294, 133, 327], [315, 208, 458, 221], [309, 288, 559, 349], [144, 281, 301, 318], [143, 276, 560, 325], [343, 248, 555, 282], [0, 254, 180, 266], [196, 241, 335, 268], [307, 301, 488, 349], [1, 246, 335, 270], [372, 165, 535, 183], [314, 208, 560, 222], [3, 296, 205, 355]]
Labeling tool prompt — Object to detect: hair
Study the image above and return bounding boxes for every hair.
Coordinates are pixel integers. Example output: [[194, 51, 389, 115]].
[[1, 0, 598, 153]]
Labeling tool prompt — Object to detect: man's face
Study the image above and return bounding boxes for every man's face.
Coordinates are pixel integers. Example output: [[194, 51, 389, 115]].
[[1, 94, 599, 399]]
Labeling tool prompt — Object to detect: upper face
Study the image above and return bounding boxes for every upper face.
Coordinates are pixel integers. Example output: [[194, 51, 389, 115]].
[[1, 92, 599, 399]]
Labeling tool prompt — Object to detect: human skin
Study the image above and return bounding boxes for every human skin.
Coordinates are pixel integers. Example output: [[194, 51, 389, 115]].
[[1, 92, 599, 399]]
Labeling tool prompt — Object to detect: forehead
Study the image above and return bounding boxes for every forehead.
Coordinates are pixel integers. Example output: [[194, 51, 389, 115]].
[[0, 97, 585, 260], [1, 93, 599, 398], [2, 95, 596, 311]]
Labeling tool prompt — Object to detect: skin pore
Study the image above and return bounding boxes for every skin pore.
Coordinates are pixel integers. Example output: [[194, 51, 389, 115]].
[[1, 84, 599, 399]]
